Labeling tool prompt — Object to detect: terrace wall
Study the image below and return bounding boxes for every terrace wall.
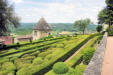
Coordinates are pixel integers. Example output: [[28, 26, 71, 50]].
[[83, 32, 107, 75]]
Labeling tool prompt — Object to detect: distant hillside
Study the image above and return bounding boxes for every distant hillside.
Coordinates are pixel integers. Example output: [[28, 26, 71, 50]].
[[12, 23, 98, 35]]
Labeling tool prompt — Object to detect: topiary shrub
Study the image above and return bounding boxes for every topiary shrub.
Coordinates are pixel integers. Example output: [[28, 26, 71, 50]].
[[0, 62, 16, 75], [56, 44, 65, 48], [31, 51, 40, 56], [33, 57, 44, 65], [83, 48, 95, 64], [16, 42, 20, 47], [65, 37, 70, 41], [52, 62, 69, 74], [75, 64, 86, 75], [38, 50, 53, 57], [14, 58, 32, 70], [45, 54, 54, 60], [7, 71, 15, 75]]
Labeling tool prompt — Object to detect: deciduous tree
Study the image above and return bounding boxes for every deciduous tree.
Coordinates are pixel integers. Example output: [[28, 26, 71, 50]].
[[73, 18, 92, 34], [98, 0, 113, 27], [0, 0, 20, 36], [96, 25, 103, 33]]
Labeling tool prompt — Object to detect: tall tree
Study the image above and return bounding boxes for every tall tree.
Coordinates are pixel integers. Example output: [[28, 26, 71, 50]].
[[0, 0, 20, 36], [98, 0, 113, 27], [106, 0, 113, 26], [73, 18, 92, 35], [98, 8, 108, 24]]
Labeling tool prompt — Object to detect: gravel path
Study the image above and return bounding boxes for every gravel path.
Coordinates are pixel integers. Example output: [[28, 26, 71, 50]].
[[64, 39, 91, 63], [101, 37, 113, 75]]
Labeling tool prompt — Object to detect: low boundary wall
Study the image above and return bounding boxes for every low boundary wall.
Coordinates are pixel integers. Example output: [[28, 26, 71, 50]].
[[84, 33, 107, 75]]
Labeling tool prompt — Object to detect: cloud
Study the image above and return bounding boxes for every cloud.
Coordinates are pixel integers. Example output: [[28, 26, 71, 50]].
[[14, 0, 106, 23], [9, 0, 23, 4]]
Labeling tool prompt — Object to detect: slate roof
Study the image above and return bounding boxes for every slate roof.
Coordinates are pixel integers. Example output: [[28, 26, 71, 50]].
[[33, 18, 52, 31]]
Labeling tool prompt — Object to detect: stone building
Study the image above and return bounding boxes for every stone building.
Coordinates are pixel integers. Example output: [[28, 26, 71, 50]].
[[32, 18, 52, 40], [15, 17, 52, 43]]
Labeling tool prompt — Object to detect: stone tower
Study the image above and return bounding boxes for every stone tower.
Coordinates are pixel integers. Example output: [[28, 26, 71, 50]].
[[32, 18, 52, 40]]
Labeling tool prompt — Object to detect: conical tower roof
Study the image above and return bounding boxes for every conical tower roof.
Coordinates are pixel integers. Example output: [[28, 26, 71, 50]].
[[33, 18, 52, 31]]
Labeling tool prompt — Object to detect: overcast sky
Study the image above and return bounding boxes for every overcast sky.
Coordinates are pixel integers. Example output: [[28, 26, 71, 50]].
[[9, 0, 106, 23]]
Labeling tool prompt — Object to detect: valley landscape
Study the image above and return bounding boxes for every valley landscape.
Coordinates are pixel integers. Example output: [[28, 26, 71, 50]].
[[12, 23, 98, 36]]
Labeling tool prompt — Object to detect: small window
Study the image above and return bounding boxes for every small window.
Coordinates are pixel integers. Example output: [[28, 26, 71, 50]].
[[34, 31, 37, 36]]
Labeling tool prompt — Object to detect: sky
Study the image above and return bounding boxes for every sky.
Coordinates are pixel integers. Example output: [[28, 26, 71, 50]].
[[9, 0, 106, 23]]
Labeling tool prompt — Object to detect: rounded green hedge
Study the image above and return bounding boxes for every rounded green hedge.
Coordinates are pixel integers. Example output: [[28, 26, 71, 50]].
[[33, 57, 44, 65], [83, 48, 95, 64], [52, 62, 69, 74]]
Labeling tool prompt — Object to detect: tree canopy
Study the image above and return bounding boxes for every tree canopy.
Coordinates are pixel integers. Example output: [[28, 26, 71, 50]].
[[96, 25, 103, 33], [0, 0, 20, 36], [73, 18, 92, 34], [98, 0, 113, 26]]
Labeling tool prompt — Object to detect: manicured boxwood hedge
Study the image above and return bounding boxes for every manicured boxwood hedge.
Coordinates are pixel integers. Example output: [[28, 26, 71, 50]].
[[0, 34, 102, 75], [0, 35, 65, 50], [45, 34, 103, 75], [16, 35, 91, 75], [0, 35, 76, 75], [0, 36, 65, 55], [74, 64, 87, 75], [66, 35, 102, 67], [0, 37, 67, 61], [0, 62, 16, 75]]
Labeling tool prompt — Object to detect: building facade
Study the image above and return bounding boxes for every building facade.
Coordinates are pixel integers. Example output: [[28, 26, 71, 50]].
[[32, 18, 52, 40]]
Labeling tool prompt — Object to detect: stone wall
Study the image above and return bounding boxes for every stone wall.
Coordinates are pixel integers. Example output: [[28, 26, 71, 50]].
[[32, 30, 51, 40], [83, 32, 107, 75]]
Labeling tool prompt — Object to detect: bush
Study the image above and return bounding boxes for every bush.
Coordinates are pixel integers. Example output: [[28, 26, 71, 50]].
[[38, 50, 53, 57], [39, 35, 53, 41], [7, 71, 15, 75], [65, 37, 70, 40], [17, 35, 92, 75], [30, 51, 40, 56], [108, 29, 113, 36], [33, 57, 44, 65], [0, 62, 16, 75], [73, 33, 78, 37], [56, 43, 65, 48], [75, 64, 86, 75], [107, 27, 113, 36], [16, 67, 32, 75], [45, 54, 55, 60], [14, 58, 32, 69], [83, 48, 95, 64], [45, 67, 75, 75], [16, 42, 20, 47], [52, 62, 69, 74], [96, 25, 103, 33]]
